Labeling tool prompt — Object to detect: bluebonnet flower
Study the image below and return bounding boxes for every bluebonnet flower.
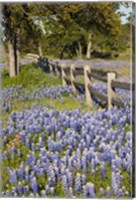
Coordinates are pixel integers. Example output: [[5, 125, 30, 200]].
[[62, 175, 68, 193], [46, 125, 51, 134], [116, 172, 122, 188], [81, 174, 86, 185], [18, 162, 24, 180], [9, 169, 17, 183], [11, 187, 17, 195], [83, 182, 96, 198], [26, 155, 31, 166], [116, 189, 123, 197], [17, 182, 23, 194], [99, 187, 105, 196], [47, 177, 52, 187], [76, 158, 81, 170], [81, 156, 88, 174], [75, 173, 82, 192], [121, 186, 126, 193], [2, 152, 7, 160], [29, 171, 35, 180], [10, 146, 15, 158], [13, 192, 18, 197], [17, 149, 21, 157], [91, 159, 96, 174], [50, 187, 55, 194], [68, 187, 73, 198], [25, 138, 30, 148], [100, 162, 106, 178], [23, 185, 29, 194], [31, 151, 36, 161], [49, 167, 56, 183], [20, 131, 26, 142], [41, 133, 45, 141], [2, 85, 132, 197], [106, 186, 111, 197], [30, 177, 38, 194], [111, 171, 118, 194], [31, 143, 35, 151], [67, 171, 73, 187]]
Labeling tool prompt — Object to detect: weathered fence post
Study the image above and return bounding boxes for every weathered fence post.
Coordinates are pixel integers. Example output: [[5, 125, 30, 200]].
[[84, 65, 93, 107], [70, 64, 77, 95], [61, 63, 67, 86], [55, 62, 60, 77], [107, 72, 116, 109], [49, 61, 53, 75]]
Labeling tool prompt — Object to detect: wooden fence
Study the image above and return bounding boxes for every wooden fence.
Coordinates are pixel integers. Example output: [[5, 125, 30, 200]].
[[26, 53, 40, 62], [38, 59, 134, 109]]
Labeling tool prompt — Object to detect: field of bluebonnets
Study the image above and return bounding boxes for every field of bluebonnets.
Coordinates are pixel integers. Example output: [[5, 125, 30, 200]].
[[1, 62, 132, 197]]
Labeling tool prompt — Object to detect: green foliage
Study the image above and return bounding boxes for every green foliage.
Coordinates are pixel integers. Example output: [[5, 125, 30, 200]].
[[55, 182, 66, 197], [3, 2, 131, 60], [2, 63, 61, 89], [40, 2, 122, 59]]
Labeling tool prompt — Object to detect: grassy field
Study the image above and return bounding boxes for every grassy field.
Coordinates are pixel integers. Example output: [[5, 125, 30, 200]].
[[2, 63, 61, 89]]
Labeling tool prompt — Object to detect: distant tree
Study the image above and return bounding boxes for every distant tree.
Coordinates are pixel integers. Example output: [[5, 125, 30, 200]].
[[40, 4, 84, 59], [2, 2, 127, 74], [42, 3, 121, 59], [70, 3, 122, 58]]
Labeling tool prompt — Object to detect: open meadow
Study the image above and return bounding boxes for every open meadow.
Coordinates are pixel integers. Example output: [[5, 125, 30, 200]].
[[1, 60, 132, 198]]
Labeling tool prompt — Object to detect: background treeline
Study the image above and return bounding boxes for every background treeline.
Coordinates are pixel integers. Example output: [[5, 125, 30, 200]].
[[2, 2, 131, 77]]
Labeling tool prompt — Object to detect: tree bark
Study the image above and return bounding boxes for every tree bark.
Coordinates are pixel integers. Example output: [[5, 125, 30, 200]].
[[78, 41, 82, 58], [76, 41, 82, 58], [38, 42, 43, 57], [17, 49, 20, 74], [86, 33, 93, 59], [16, 30, 20, 75], [14, 31, 20, 75], [8, 40, 16, 77]]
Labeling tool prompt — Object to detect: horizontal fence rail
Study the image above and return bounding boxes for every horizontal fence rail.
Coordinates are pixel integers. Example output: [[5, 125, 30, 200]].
[[111, 80, 134, 90], [26, 53, 40, 62], [90, 72, 107, 82], [89, 85, 108, 102], [38, 58, 133, 109]]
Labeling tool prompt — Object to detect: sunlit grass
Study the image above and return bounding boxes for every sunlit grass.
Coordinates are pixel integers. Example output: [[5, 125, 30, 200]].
[[2, 63, 61, 89]]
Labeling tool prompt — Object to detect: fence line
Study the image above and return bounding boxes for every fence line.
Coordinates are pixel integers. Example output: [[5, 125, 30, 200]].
[[38, 58, 133, 109]]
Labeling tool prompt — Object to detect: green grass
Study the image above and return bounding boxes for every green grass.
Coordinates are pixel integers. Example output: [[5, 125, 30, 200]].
[[5, 94, 97, 116], [2, 63, 61, 90]]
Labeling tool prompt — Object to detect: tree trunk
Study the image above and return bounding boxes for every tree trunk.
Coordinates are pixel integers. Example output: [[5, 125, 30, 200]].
[[16, 30, 20, 74], [86, 33, 93, 59], [76, 41, 82, 58], [76, 48, 79, 57], [38, 42, 43, 57], [17, 49, 20, 74], [78, 41, 82, 58], [14, 31, 20, 75], [8, 40, 16, 77]]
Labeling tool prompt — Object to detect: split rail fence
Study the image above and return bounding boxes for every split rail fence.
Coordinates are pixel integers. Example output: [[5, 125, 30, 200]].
[[30, 55, 134, 109]]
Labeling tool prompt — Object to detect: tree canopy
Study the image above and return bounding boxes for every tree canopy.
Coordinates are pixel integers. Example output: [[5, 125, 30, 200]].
[[1, 2, 131, 76]]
